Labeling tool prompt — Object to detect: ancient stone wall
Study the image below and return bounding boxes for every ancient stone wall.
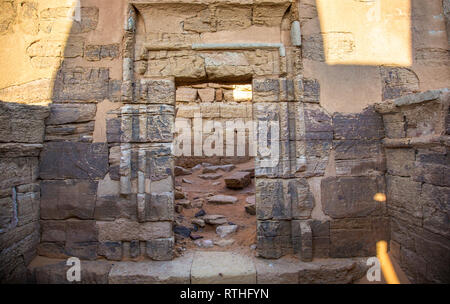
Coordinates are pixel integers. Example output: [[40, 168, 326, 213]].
[[375, 89, 450, 283], [175, 83, 253, 167], [0, 102, 49, 283]]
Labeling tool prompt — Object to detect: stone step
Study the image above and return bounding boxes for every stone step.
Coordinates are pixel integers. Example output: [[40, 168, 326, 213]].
[[28, 254, 372, 284]]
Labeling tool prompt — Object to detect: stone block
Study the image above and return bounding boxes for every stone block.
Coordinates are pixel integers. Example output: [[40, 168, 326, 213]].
[[225, 172, 251, 189], [142, 192, 174, 222], [41, 180, 97, 220], [386, 175, 423, 222], [39, 142, 108, 180], [420, 184, 450, 238], [53, 67, 109, 101], [413, 149, 450, 187], [321, 176, 387, 219], [197, 88, 215, 102], [96, 219, 172, 242], [176, 88, 197, 102], [98, 241, 123, 261], [137, 79, 175, 105], [329, 217, 390, 258], [333, 108, 384, 140], [45, 121, 95, 142], [191, 252, 256, 284], [119, 105, 174, 143], [257, 220, 292, 259], [85, 44, 119, 61], [146, 237, 174, 261], [385, 148, 415, 177], [292, 220, 313, 262], [94, 195, 137, 221], [108, 253, 193, 284], [34, 260, 111, 284], [46, 104, 96, 125], [252, 78, 280, 102]]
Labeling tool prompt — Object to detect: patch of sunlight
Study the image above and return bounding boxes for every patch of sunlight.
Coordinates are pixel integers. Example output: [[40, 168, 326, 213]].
[[233, 85, 252, 102], [316, 0, 412, 66]]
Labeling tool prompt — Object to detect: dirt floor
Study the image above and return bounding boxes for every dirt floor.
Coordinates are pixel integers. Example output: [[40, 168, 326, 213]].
[[174, 160, 257, 256]]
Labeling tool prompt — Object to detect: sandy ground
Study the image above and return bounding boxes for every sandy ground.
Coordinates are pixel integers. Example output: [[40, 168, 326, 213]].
[[174, 160, 257, 256]]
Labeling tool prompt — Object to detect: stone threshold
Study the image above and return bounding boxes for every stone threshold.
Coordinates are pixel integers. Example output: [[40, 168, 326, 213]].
[[28, 251, 371, 284]]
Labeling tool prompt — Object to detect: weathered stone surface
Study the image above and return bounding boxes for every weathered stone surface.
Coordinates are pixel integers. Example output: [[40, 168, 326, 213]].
[[203, 214, 227, 225], [118, 105, 174, 143], [33, 260, 111, 284], [53, 67, 109, 101], [216, 224, 238, 238], [98, 241, 123, 261], [203, 164, 235, 173], [225, 171, 251, 189], [143, 192, 174, 222], [176, 88, 197, 102], [199, 173, 222, 180], [322, 176, 387, 219], [39, 142, 108, 180], [197, 88, 215, 102], [0, 157, 38, 189], [0, 102, 49, 143], [45, 121, 95, 142], [85, 44, 119, 61], [298, 258, 368, 284], [413, 149, 450, 187], [333, 108, 384, 140], [137, 79, 175, 105], [291, 220, 312, 262], [420, 184, 450, 239], [385, 148, 415, 176], [257, 220, 292, 259], [252, 78, 280, 102], [245, 196, 256, 215], [40, 180, 97, 220], [46, 104, 96, 125], [191, 252, 256, 284], [94, 195, 137, 221], [380, 67, 419, 100], [174, 166, 191, 176], [299, 78, 320, 103], [108, 253, 193, 284], [207, 195, 238, 205], [254, 256, 301, 284], [309, 220, 330, 258], [96, 219, 172, 241], [0, 143, 42, 158], [386, 175, 422, 223], [191, 218, 205, 228], [329, 217, 390, 258], [146, 237, 174, 261]]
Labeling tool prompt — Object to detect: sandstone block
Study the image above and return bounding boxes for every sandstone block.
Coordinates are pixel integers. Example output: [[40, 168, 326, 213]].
[[191, 252, 256, 284], [321, 176, 387, 219], [39, 142, 108, 180], [41, 180, 97, 220], [176, 88, 197, 102], [146, 237, 174, 261], [207, 195, 238, 205], [225, 172, 251, 189]]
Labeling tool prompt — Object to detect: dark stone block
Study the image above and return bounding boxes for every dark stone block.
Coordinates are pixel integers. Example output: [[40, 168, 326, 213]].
[[301, 78, 320, 103], [98, 241, 123, 261], [129, 240, 140, 258], [257, 220, 292, 259], [333, 108, 384, 140], [53, 67, 109, 101], [64, 242, 98, 260], [41, 180, 97, 220], [94, 195, 137, 221], [106, 118, 122, 143], [146, 238, 174, 261], [40, 142, 109, 180], [321, 176, 387, 219]]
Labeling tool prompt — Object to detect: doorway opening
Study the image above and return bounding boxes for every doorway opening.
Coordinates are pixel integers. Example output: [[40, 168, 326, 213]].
[[173, 82, 256, 256]]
